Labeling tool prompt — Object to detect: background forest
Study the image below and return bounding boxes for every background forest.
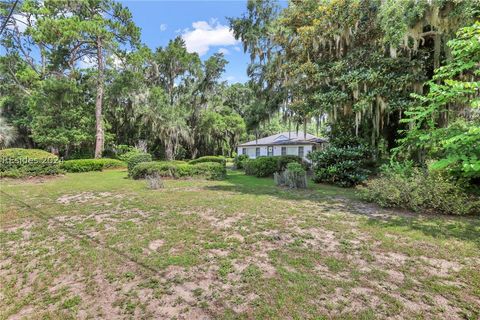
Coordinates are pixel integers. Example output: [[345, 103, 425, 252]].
[[0, 0, 479, 213]]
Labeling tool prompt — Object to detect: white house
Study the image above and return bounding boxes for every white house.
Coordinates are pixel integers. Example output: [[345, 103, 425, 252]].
[[237, 132, 327, 162]]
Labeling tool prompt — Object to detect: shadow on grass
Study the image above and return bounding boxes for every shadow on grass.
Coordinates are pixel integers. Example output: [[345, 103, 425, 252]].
[[364, 215, 480, 248], [209, 170, 480, 248]]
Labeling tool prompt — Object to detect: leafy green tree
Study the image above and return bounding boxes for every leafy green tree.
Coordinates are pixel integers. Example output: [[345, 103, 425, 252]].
[[399, 22, 480, 181], [28, 77, 95, 156]]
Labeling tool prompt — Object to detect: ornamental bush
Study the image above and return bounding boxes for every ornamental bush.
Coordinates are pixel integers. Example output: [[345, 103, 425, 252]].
[[243, 156, 306, 178], [191, 162, 227, 180], [60, 159, 126, 173], [130, 161, 225, 180], [233, 154, 249, 169], [308, 145, 372, 187], [357, 163, 480, 215], [0, 148, 61, 178], [189, 156, 226, 166], [127, 153, 153, 174]]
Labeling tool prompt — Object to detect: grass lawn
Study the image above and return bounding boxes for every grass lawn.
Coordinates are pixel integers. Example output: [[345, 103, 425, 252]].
[[1, 169, 479, 319]]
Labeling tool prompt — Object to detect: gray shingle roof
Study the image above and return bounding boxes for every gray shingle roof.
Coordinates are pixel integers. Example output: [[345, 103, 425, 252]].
[[238, 132, 327, 146]]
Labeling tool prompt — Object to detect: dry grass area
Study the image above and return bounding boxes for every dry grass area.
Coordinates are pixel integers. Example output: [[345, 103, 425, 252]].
[[1, 170, 479, 319]]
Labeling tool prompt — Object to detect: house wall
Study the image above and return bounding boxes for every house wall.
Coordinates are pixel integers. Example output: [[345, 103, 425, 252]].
[[237, 144, 316, 162]]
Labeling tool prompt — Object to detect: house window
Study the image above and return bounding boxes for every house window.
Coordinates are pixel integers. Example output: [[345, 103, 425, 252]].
[[256, 147, 260, 157], [298, 146, 304, 157], [281, 147, 286, 156], [242, 148, 246, 155], [267, 146, 273, 156]]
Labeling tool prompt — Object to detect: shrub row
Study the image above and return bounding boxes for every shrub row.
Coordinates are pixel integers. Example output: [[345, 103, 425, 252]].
[[60, 159, 126, 173], [357, 164, 480, 215], [130, 161, 226, 180], [189, 156, 226, 166], [243, 155, 305, 177], [0, 148, 61, 178]]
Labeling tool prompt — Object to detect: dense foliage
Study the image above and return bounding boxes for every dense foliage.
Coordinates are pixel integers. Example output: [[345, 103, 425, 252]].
[[243, 155, 304, 178], [233, 154, 249, 169], [188, 156, 226, 166], [0, 148, 60, 177], [358, 163, 480, 215], [60, 159, 125, 173], [127, 153, 153, 174], [397, 22, 480, 183], [130, 161, 226, 180], [308, 145, 372, 187]]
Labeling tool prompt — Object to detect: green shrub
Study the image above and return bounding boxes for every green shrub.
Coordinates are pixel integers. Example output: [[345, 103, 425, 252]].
[[130, 161, 225, 180], [127, 153, 152, 174], [276, 155, 305, 171], [119, 148, 144, 163], [233, 154, 249, 169], [357, 164, 480, 215], [243, 156, 305, 178], [191, 162, 226, 180], [308, 145, 371, 187], [60, 158, 126, 173], [0, 148, 61, 178], [189, 156, 226, 166]]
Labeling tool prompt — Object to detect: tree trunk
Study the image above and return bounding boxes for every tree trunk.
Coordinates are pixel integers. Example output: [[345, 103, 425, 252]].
[[94, 37, 105, 159]]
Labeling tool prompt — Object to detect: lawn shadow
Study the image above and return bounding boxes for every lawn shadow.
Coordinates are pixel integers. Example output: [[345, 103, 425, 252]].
[[205, 170, 480, 248]]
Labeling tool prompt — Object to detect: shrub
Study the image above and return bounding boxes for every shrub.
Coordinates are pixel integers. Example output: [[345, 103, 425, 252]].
[[189, 156, 226, 166], [130, 161, 225, 180], [119, 148, 144, 162], [0, 148, 61, 178], [243, 156, 306, 178], [245, 157, 277, 177], [274, 162, 308, 189], [308, 145, 371, 187], [127, 153, 153, 174], [233, 154, 249, 169], [357, 164, 480, 215], [191, 162, 226, 180], [60, 158, 126, 173], [276, 155, 305, 171]]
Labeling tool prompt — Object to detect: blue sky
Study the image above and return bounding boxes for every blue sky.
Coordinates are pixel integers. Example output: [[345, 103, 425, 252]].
[[119, 0, 256, 83]]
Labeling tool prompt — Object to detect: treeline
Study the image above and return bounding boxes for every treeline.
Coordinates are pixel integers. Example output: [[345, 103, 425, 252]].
[[0, 0, 298, 159]]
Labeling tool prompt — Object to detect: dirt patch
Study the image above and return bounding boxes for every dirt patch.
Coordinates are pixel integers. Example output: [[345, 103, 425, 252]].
[[148, 239, 164, 252], [56, 192, 124, 205]]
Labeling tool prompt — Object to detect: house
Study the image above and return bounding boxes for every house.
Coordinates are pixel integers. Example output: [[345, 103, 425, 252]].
[[237, 132, 327, 162]]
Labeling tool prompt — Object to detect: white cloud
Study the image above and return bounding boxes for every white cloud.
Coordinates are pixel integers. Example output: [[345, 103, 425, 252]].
[[233, 46, 241, 52], [218, 48, 230, 55], [181, 19, 239, 56], [160, 24, 167, 32]]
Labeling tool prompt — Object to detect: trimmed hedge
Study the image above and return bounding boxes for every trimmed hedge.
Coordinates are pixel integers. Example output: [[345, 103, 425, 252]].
[[243, 156, 305, 178], [60, 159, 126, 173], [0, 148, 61, 178], [130, 161, 226, 180], [189, 156, 226, 166], [127, 153, 153, 174]]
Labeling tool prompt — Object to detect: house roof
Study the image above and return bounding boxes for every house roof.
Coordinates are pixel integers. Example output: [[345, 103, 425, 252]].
[[238, 132, 327, 147]]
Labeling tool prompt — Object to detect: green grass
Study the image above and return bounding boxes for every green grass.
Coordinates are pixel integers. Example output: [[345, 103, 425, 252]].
[[1, 169, 479, 319]]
